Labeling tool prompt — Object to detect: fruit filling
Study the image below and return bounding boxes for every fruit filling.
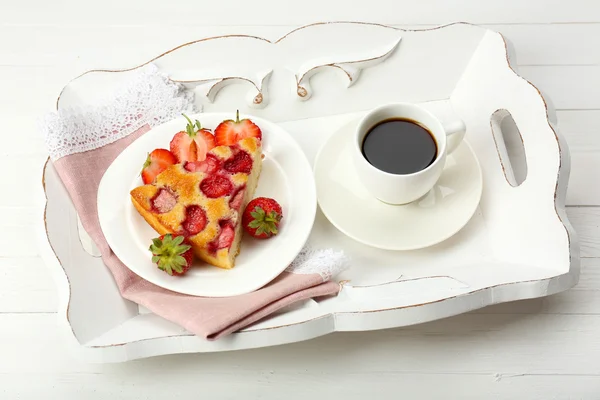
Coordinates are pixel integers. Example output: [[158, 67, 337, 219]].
[[184, 154, 221, 174], [217, 222, 235, 249], [208, 220, 235, 253], [229, 186, 246, 210], [182, 205, 207, 235], [223, 149, 253, 174], [151, 188, 177, 214], [200, 174, 234, 198]]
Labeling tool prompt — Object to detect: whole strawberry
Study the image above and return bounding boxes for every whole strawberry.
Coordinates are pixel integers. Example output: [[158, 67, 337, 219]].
[[149, 234, 194, 276], [242, 197, 283, 239]]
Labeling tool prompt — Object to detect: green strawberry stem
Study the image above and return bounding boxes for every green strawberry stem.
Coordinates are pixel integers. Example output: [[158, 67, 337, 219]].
[[248, 206, 281, 236], [148, 234, 191, 275], [140, 152, 151, 176], [182, 113, 202, 137]]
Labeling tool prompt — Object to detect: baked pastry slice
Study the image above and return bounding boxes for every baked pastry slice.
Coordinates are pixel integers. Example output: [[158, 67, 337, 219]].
[[130, 137, 262, 269]]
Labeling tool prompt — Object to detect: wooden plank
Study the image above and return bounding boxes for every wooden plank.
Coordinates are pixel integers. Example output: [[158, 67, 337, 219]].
[[566, 258, 600, 291], [0, 204, 597, 308], [0, 50, 597, 122], [488, 23, 600, 66], [1, 24, 599, 67], [0, 26, 289, 69], [1, 231, 599, 315], [0, 208, 42, 256], [564, 208, 600, 256], [473, 259, 600, 314], [9, 65, 599, 115], [1, 0, 599, 25], [0, 67, 597, 207], [0, 206, 596, 316], [0, 258, 57, 313], [1, 257, 598, 315], [0, 67, 71, 115], [556, 110, 600, 152], [4, 313, 600, 375], [475, 290, 600, 315], [518, 65, 600, 110], [567, 153, 600, 206], [0, 67, 594, 121], [3, 205, 599, 260], [0, 370, 598, 399], [0, 158, 47, 208], [7, 109, 596, 158]]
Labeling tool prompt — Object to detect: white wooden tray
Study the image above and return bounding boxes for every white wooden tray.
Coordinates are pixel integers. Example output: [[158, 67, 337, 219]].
[[38, 22, 579, 362]]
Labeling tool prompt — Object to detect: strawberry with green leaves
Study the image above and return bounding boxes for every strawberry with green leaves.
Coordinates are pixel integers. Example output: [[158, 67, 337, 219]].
[[149, 234, 194, 276], [242, 197, 283, 239]]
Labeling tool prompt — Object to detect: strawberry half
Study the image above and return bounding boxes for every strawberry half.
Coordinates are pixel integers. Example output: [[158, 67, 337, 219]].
[[214, 110, 262, 146], [242, 197, 283, 239], [170, 114, 216, 163], [148, 234, 194, 276], [141, 149, 177, 184]]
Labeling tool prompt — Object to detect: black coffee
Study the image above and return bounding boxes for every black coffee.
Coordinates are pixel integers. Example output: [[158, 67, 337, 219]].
[[361, 118, 437, 175]]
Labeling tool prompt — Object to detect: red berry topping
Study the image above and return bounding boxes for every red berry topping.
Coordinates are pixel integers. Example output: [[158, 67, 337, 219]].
[[223, 150, 253, 174], [184, 154, 221, 174], [217, 222, 235, 249], [200, 175, 234, 198], [182, 205, 207, 235], [208, 221, 236, 253], [229, 186, 246, 210], [151, 188, 177, 214]]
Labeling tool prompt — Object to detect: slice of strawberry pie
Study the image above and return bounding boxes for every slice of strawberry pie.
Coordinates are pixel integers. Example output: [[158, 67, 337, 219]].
[[130, 137, 262, 269]]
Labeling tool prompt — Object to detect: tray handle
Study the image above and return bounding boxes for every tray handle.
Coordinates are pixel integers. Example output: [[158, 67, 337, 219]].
[[490, 108, 528, 187]]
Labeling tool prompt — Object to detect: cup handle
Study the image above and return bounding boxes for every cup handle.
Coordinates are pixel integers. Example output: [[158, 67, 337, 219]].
[[443, 120, 466, 154]]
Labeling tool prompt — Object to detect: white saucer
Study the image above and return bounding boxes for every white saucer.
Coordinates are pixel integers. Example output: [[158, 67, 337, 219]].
[[314, 119, 483, 251]]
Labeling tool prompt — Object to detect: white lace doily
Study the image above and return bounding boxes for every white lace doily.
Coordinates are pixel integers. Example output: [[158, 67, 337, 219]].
[[286, 246, 351, 281], [40, 63, 196, 161]]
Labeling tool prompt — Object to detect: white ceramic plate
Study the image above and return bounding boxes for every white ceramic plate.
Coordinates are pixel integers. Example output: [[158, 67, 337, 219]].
[[314, 119, 483, 250], [98, 113, 317, 297]]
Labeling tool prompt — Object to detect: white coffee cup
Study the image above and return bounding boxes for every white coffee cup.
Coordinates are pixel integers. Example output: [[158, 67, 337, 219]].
[[353, 102, 466, 205]]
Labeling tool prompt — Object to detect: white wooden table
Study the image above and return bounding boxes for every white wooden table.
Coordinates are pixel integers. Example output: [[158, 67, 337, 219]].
[[3, 1, 600, 398]]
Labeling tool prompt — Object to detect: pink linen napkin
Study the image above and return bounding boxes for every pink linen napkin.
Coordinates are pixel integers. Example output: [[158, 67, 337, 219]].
[[42, 64, 349, 339]]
